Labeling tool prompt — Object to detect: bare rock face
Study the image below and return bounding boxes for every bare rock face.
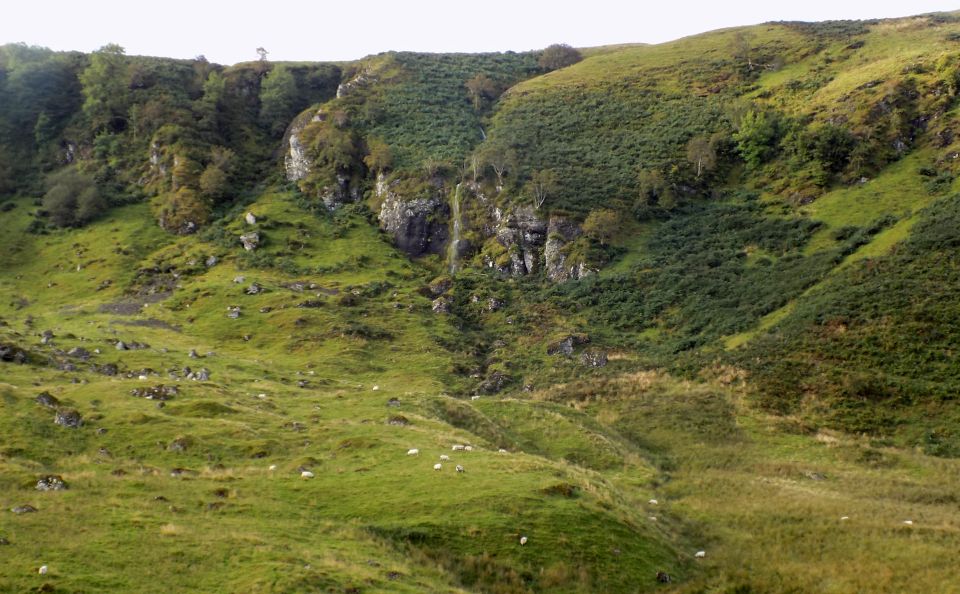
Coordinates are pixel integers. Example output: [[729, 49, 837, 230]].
[[544, 215, 593, 282], [378, 176, 450, 257], [244, 212, 257, 225], [284, 108, 325, 182], [489, 206, 548, 276]]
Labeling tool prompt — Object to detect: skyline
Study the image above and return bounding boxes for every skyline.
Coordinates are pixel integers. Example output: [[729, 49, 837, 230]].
[[2, 1, 959, 64]]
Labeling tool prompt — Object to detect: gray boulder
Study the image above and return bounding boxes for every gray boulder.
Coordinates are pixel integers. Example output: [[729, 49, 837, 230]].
[[54, 408, 82, 429]]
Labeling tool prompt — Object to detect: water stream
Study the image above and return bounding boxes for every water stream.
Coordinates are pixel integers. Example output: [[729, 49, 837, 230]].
[[447, 183, 463, 274]]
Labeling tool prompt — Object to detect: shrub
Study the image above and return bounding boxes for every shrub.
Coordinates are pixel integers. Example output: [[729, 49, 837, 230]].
[[538, 44, 582, 71], [41, 167, 106, 227]]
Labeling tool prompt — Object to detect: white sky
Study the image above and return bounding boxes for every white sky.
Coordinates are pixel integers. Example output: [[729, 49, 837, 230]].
[[2, 1, 958, 64]]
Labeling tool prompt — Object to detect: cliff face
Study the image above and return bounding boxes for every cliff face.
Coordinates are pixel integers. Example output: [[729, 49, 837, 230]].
[[376, 174, 450, 257]]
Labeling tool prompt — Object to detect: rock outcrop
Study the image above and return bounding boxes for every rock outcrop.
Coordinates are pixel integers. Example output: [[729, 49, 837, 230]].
[[284, 108, 324, 182], [377, 175, 449, 257], [544, 215, 593, 282]]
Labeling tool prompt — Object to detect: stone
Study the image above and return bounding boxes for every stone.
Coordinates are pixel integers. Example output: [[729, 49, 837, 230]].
[[239, 232, 260, 251], [205, 256, 218, 268], [0, 343, 28, 364], [486, 297, 504, 312], [188, 349, 199, 359], [0, 537, 9, 545], [195, 368, 210, 381], [233, 276, 246, 284], [478, 371, 509, 394], [656, 571, 671, 583], [579, 349, 608, 368], [35, 475, 67, 491], [245, 212, 257, 225], [130, 385, 178, 401], [10, 505, 37, 514], [54, 408, 82, 428], [431, 297, 452, 314], [226, 307, 241, 319], [387, 415, 410, 426], [66, 347, 91, 360], [245, 283, 263, 295], [35, 392, 61, 408], [115, 341, 127, 351], [41, 330, 54, 345]]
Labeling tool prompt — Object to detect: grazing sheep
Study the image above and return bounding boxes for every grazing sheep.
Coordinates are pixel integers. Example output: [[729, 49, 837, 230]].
[[464, 445, 474, 452], [301, 470, 315, 479], [452, 444, 465, 451], [433, 463, 442, 471], [268, 465, 277, 471], [840, 516, 849, 521], [407, 448, 419, 456], [471, 395, 480, 400], [648, 516, 657, 522], [648, 499, 658, 505], [38, 565, 48, 575], [372, 385, 380, 391], [903, 520, 913, 525], [498, 448, 508, 454], [456, 465, 464, 473], [519, 536, 528, 546], [694, 551, 706, 558], [439, 455, 450, 461]]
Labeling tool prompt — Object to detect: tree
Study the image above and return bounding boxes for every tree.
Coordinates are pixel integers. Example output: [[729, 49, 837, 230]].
[[198, 146, 236, 203], [539, 44, 582, 71], [582, 209, 622, 246], [479, 142, 517, 188], [686, 134, 718, 177], [731, 31, 755, 71], [636, 168, 676, 212], [259, 65, 298, 136], [42, 167, 106, 227], [810, 124, 856, 174], [79, 44, 129, 133], [733, 109, 782, 169], [526, 169, 558, 209], [464, 74, 499, 110], [363, 138, 393, 173]]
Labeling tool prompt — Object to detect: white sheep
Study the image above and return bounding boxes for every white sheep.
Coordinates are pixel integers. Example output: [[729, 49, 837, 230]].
[[268, 464, 277, 471], [694, 551, 706, 558], [38, 565, 48, 575], [840, 516, 849, 521], [519, 536, 528, 546], [439, 455, 450, 461], [498, 448, 508, 454], [407, 448, 419, 456], [452, 444, 465, 451], [471, 395, 480, 400], [433, 463, 442, 471], [464, 445, 474, 452], [456, 465, 464, 473], [301, 470, 315, 479], [372, 385, 380, 391], [903, 520, 914, 526], [648, 499, 658, 505]]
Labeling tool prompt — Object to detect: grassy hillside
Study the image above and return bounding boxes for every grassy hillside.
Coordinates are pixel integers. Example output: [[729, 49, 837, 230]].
[[3, 11, 960, 594]]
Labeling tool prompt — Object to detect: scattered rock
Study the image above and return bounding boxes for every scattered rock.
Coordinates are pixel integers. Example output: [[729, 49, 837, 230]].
[[387, 415, 410, 426], [40, 330, 54, 345], [386, 398, 401, 407], [239, 232, 260, 251], [0, 536, 9, 545], [805, 471, 827, 481], [233, 276, 246, 284], [10, 505, 37, 514], [35, 476, 67, 491], [0, 343, 28, 363], [66, 347, 91, 360], [656, 571, 671, 583], [130, 385, 178, 401], [226, 306, 241, 319], [259, 307, 273, 313], [93, 363, 119, 376], [245, 283, 263, 295], [195, 368, 210, 381], [546, 334, 590, 357], [115, 341, 127, 351], [486, 297, 504, 312], [188, 349, 199, 359], [297, 299, 324, 309], [478, 371, 509, 394], [579, 349, 608, 368], [245, 212, 257, 225], [35, 392, 61, 408], [431, 296, 452, 314], [54, 408, 82, 429], [205, 255, 218, 267]]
